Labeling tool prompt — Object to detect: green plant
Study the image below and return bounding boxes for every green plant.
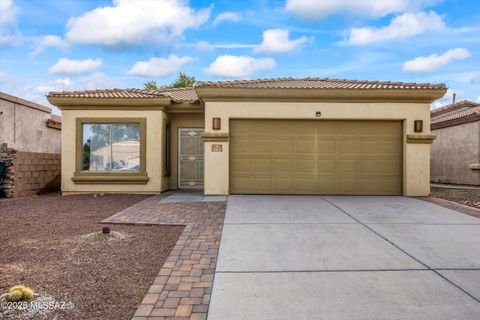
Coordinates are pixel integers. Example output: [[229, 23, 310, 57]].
[[143, 73, 197, 91], [7, 285, 34, 301]]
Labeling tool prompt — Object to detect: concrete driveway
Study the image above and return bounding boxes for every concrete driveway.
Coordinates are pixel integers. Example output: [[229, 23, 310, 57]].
[[208, 196, 480, 320]]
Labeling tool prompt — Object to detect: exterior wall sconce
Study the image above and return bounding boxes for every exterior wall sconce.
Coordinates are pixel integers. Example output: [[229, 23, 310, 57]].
[[414, 120, 423, 133], [212, 117, 221, 130]]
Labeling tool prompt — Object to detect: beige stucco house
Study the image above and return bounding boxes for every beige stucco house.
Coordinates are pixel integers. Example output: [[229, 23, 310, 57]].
[[47, 77, 446, 196], [431, 100, 480, 186]]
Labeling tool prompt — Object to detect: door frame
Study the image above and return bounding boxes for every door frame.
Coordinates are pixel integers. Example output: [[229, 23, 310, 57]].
[[177, 127, 204, 189]]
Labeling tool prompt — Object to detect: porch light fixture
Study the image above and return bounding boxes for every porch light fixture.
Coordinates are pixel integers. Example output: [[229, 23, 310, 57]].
[[213, 117, 221, 130], [414, 120, 423, 133]]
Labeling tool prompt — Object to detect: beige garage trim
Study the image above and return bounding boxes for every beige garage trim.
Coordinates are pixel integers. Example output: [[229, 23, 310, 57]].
[[230, 119, 403, 195]]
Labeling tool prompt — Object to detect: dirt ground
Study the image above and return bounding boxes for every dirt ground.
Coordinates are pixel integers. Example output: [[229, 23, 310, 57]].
[[430, 186, 480, 210], [0, 194, 183, 320]]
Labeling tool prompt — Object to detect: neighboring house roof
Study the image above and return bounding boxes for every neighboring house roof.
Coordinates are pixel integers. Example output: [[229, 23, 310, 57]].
[[431, 100, 480, 129], [47, 88, 168, 99], [0, 91, 52, 113], [196, 77, 446, 91], [46, 114, 62, 130]]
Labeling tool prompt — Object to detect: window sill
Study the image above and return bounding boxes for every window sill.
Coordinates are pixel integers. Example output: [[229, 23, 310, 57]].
[[72, 174, 149, 185]]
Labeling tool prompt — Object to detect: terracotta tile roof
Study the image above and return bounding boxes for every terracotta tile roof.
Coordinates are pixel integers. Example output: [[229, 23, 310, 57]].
[[49, 114, 62, 123], [47, 88, 168, 99], [157, 87, 198, 103], [431, 105, 480, 124], [196, 77, 446, 90], [430, 100, 479, 117]]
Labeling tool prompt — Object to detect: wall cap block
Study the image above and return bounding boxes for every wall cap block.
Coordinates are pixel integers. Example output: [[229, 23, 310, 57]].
[[406, 134, 436, 144], [201, 132, 229, 142]]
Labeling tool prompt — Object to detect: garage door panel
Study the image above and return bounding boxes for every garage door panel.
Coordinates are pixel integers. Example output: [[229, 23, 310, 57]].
[[232, 138, 252, 154], [273, 158, 294, 173], [337, 139, 358, 154], [296, 158, 315, 173], [295, 139, 315, 154], [272, 139, 294, 153], [337, 159, 357, 174], [317, 139, 336, 153], [231, 157, 251, 173], [274, 177, 295, 192], [254, 139, 272, 153], [317, 177, 335, 193], [316, 159, 336, 171], [253, 158, 271, 172], [295, 176, 317, 192], [230, 120, 402, 195]]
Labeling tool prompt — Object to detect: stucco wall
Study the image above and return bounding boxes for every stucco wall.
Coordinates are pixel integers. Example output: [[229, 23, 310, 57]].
[[431, 121, 480, 185], [168, 113, 204, 190], [0, 97, 61, 154], [61, 109, 166, 194], [203, 101, 432, 196]]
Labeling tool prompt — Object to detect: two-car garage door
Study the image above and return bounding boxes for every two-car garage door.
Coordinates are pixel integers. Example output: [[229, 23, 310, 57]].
[[230, 120, 403, 195]]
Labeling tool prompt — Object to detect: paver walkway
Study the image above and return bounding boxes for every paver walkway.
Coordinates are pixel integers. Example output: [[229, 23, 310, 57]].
[[209, 195, 480, 320], [103, 193, 226, 320]]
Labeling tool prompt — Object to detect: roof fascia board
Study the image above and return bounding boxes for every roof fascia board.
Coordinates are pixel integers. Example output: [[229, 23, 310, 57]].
[[47, 96, 171, 110], [196, 87, 447, 104]]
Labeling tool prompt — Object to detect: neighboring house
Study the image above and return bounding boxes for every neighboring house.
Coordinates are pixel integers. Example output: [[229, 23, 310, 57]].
[[0, 92, 62, 197], [47, 77, 446, 197], [431, 100, 480, 186]]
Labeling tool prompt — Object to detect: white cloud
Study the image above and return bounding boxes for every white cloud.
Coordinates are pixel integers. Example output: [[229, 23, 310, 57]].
[[0, 0, 20, 46], [65, 0, 211, 47], [285, 0, 437, 20], [254, 29, 311, 54], [204, 55, 276, 78], [212, 11, 240, 27], [347, 11, 445, 45], [128, 55, 194, 77], [30, 35, 69, 58], [402, 48, 471, 73], [48, 58, 103, 75]]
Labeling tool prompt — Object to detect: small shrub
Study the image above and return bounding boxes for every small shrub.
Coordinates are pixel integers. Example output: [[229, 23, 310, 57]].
[[102, 225, 111, 234], [7, 285, 34, 301]]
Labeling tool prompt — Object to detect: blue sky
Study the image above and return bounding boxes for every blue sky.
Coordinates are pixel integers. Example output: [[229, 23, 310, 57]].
[[0, 0, 479, 114]]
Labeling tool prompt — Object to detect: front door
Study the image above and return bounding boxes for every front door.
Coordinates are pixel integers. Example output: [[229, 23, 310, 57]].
[[178, 128, 204, 188]]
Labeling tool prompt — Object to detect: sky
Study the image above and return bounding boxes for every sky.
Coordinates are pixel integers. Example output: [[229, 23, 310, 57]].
[[0, 0, 479, 114]]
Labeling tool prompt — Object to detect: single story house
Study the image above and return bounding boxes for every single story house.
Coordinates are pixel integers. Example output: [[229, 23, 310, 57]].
[[0, 91, 62, 197], [431, 100, 480, 186], [47, 77, 446, 196]]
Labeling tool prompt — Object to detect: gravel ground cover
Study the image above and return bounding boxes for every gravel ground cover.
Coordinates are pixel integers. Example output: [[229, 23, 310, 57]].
[[430, 186, 480, 210], [0, 194, 183, 320]]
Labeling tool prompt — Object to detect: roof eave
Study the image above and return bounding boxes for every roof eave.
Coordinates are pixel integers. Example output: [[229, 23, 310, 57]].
[[196, 87, 447, 103], [47, 96, 172, 110], [431, 113, 480, 130]]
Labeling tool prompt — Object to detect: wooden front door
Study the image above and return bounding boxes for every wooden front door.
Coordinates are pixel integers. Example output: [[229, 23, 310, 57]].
[[178, 128, 204, 188]]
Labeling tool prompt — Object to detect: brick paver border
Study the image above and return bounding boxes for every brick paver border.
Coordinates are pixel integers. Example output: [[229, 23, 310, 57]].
[[102, 196, 226, 320]]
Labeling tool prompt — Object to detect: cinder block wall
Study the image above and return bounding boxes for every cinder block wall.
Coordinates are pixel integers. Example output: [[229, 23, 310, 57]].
[[0, 146, 61, 197]]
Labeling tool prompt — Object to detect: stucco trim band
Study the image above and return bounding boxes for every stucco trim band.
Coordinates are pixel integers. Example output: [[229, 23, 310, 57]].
[[469, 164, 480, 170], [406, 134, 436, 144], [201, 132, 229, 142]]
